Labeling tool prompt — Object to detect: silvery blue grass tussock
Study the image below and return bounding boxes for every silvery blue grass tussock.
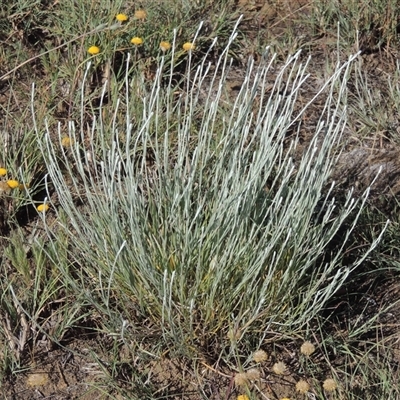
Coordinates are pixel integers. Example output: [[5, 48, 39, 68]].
[[34, 23, 387, 345]]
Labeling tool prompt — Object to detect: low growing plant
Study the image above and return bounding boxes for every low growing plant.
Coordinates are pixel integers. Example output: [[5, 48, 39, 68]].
[[33, 25, 387, 366]]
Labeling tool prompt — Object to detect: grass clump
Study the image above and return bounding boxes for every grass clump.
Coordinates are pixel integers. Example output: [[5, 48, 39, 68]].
[[310, 0, 400, 50], [33, 24, 387, 368]]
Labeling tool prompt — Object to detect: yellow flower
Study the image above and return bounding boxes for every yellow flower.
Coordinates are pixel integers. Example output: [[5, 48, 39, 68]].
[[37, 204, 49, 212], [116, 13, 128, 22], [88, 46, 100, 55], [182, 42, 195, 51], [130, 37, 143, 46], [134, 9, 147, 20], [6, 180, 19, 189], [160, 41, 171, 52], [0, 168, 7, 176], [237, 395, 249, 400], [61, 136, 74, 148], [281, 398, 291, 400]]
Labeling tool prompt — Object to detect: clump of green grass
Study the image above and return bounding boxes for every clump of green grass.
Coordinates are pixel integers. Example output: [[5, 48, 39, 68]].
[[33, 22, 387, 367], [310, 0, 400, 50], [0, 227, 88, 377]]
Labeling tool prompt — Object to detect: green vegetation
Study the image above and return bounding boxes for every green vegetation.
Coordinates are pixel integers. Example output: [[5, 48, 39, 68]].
[[1, 0, 400, 399]]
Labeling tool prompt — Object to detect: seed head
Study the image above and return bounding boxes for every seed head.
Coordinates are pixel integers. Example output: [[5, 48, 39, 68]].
[[245, 368, 260, 381], [272, 361, 286, 375], [252, 349, 268, 363], [234, 372, 248, 387], [0, 182, 11, 194], [27, 373, 49, 387], [296, 379, 310, 394], [134, 9, 147, 20], [300, 341, 316, 356], [323, 378, 337, 392]]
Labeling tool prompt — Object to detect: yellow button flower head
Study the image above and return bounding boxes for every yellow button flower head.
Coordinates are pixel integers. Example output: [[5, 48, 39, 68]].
[[160, 41, 171, 52], [61, 136, 74, 148], [131, 37, 143, 46], [237, 395, 249, 400], [37, 204, 49, 213], [0, 168, 7, 176], [7, 179, 19, 189], [183, 42, 195, 51], [116, 13, 128, 22], [88, 45, 100, 55], [134, 9, 147, 20]]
